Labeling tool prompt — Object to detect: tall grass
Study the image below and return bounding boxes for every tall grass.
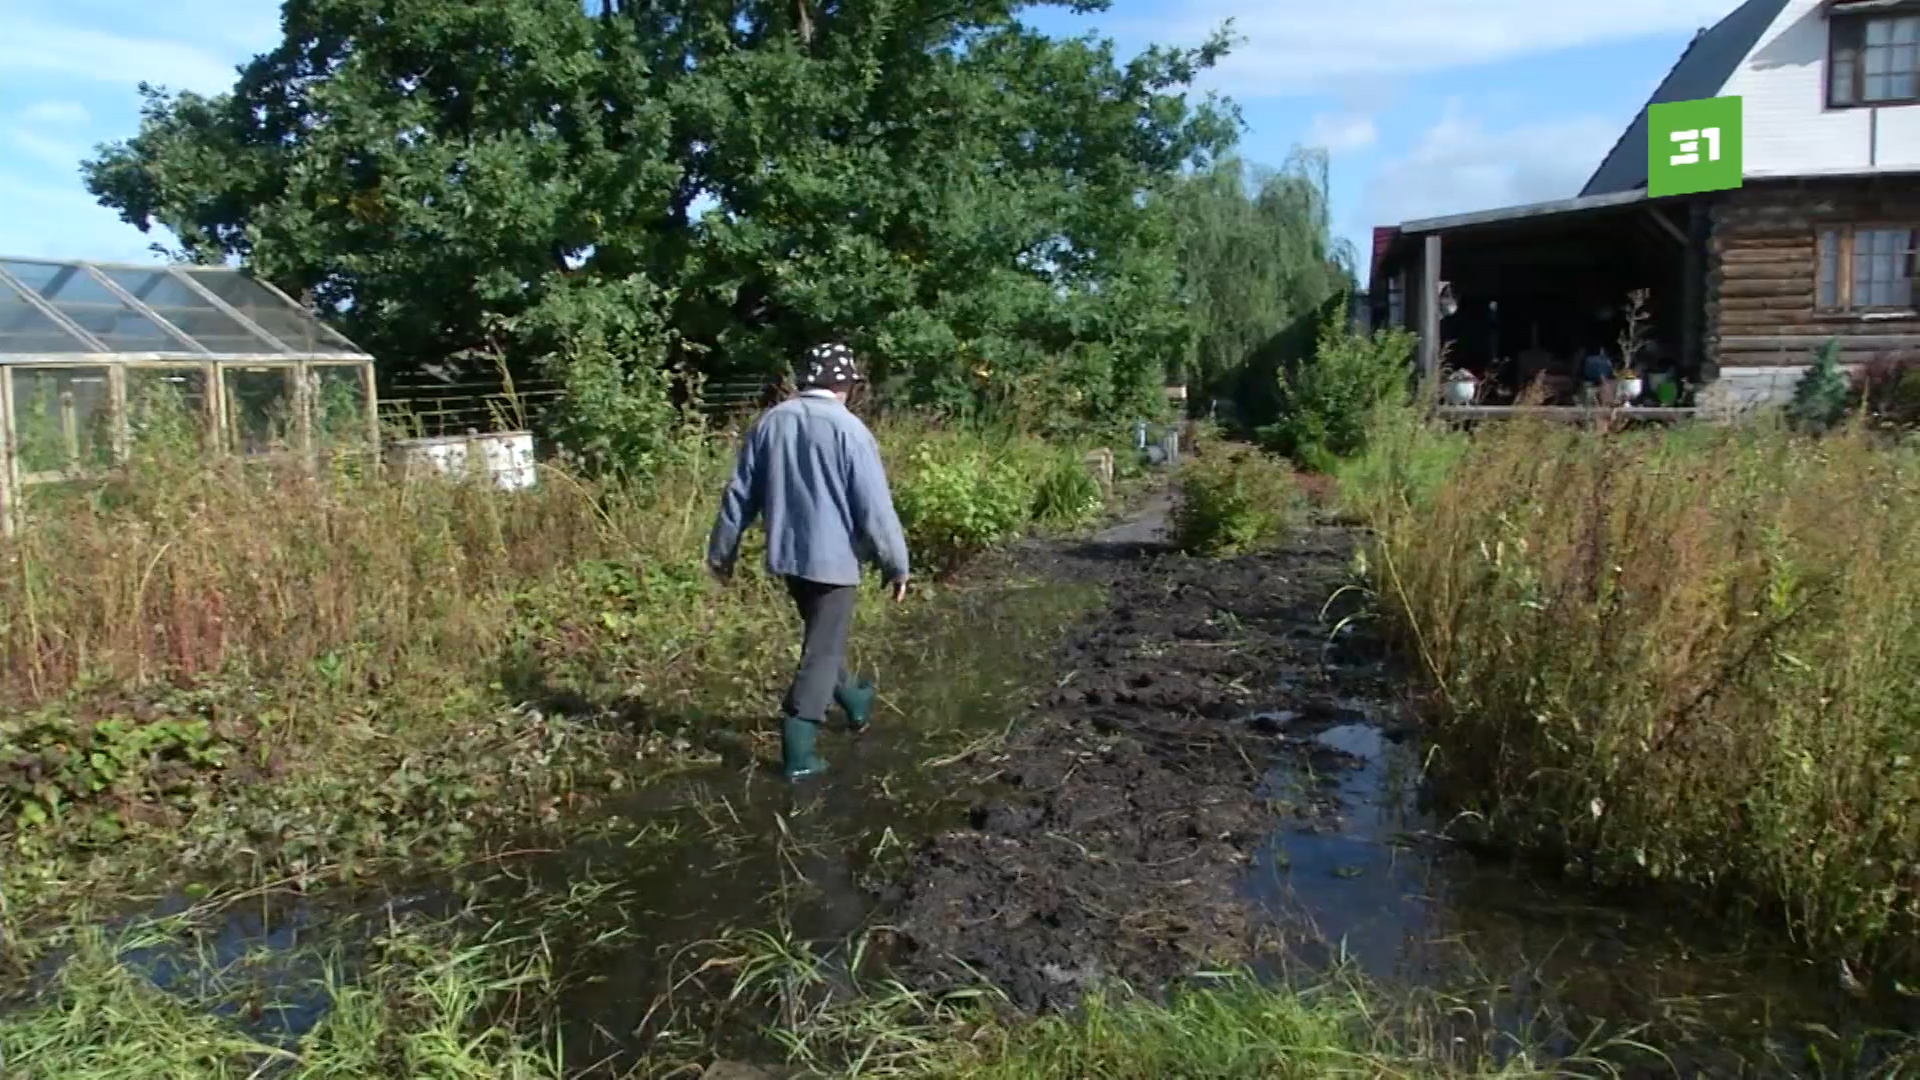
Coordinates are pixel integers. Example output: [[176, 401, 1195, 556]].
[[0, 412, 1104, 916], [1364, 415, 1920, 965]]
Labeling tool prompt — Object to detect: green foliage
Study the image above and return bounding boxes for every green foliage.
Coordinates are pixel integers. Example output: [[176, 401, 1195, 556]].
[[892, 443, 1032, 575], [1370, 418, 1920, 965], [509, 274, 691, 480], [1169, 153, 1352, 410], [1856, 356, 1920, 427], [83, 0, 1239, 429], [1786, 338, 1853, 433], [1171, 448, 1296, 556], [1030, 453, 1106, 529], [1, 709, 228, 834], [1334, 393, 1470, 525], [1260, 302, 1415, 471]]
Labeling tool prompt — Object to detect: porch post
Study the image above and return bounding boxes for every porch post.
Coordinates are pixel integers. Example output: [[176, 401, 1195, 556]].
[[1419, 232, 1442, 385], [1682, 198, 1709, 378]]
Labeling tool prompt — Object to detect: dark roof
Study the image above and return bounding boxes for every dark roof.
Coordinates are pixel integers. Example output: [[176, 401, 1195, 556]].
[[1580, 0, 1793, 197]]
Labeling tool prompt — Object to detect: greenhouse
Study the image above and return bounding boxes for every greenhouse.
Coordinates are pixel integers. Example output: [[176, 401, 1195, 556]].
[[0, 256, 377, 532]]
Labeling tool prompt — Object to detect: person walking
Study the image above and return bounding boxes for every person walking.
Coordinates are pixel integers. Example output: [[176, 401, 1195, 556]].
[[706, 342, 911, 780]]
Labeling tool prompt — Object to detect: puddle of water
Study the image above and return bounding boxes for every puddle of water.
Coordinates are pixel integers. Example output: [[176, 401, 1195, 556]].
[[539, 580, 1099, 1063], [1245, 709, 1918, 1072], [34, 576, 1097, 1068]]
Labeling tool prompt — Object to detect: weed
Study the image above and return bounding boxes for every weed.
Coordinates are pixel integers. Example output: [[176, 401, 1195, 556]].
[[1171, 449, 1298, 556], [1029, 452, 1106, 529], [1362, 413, 1920, 968], [890, 434, 1033, 575], [1260, 300, 1416, 473], [0, 413, 1104, 922]]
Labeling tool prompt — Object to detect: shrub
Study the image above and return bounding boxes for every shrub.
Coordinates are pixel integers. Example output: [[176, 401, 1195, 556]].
[[1785, 338, 1852, 433], [1259, 301, 1415, 472], [1030, 452, 1106, 529], [1333, 392, 1469, 525], [1171, 449, 1296, 556], [891, 441, 1033, 575], [1367, 416, 1920, 966], [517, 273, 694, 481], [1855, 354, 1920, 427]]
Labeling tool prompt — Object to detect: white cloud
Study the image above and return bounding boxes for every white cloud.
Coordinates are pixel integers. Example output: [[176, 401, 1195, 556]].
[[1305, 111, 1378, 153], [0, 20, 240, 95], [3, 126, 88, 173], [1363, 99, 1620, 225], [1121, 0, 1743, 97], [17, 100, 92, 128], [0, 175, 160, 262]]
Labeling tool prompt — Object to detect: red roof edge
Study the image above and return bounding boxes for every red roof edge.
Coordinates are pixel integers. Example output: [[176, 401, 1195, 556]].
[[1369, 226, 1399, 289]]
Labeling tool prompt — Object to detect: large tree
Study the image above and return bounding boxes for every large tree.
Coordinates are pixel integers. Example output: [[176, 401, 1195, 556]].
[[84, 0, 1236, 423], [1167, 152, 1352, 413]]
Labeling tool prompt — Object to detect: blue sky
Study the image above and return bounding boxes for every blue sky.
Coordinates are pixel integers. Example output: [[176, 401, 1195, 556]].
[[2, 0, 1748, 267]]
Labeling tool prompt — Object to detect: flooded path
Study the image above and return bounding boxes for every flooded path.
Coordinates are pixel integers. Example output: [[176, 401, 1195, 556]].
[[40, 498, 1916, 1077]]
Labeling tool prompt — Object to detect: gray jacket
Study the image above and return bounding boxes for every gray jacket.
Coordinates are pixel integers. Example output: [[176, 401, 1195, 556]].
[[707, 391, 911, 588]]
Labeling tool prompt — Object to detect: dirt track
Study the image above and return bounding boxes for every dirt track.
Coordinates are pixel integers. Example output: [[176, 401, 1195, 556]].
[[886, 511, 1397, 1012]]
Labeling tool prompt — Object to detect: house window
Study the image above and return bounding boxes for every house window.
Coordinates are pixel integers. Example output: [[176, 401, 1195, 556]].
[[1830, 13, 1920, 107], [1817, 226, 1918, 312]]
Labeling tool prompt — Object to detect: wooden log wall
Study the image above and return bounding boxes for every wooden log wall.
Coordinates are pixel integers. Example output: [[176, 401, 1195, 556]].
[[1708, 178, 1920, 368]]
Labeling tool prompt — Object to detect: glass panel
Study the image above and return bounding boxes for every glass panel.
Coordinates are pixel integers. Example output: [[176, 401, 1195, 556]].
[[0, 280, 90, 353], [1855, 228, 1913, 308], [95, 268, 274, 355], [185, 271, 357, 354], [128, 366, 213, 455], [1833, 49, 1858, 104], [222, 365, 297, 456], [1861, 17, 1920, 102], [9, 366, 115, 473], [1, 259, 186, 352], [1819, 229, 1839, 309], [311, 364, 372, 454]]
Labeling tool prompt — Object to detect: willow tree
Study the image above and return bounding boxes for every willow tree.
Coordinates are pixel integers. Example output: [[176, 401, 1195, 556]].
[[1169, 151, 1352, 415]]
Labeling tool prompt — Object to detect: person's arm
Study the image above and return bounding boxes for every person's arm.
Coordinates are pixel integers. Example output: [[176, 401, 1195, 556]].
[[845, 427, 910, 585], [707, 422, 764, 574]]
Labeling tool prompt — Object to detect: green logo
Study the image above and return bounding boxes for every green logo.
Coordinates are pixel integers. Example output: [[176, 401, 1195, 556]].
[[1646, 96, 1743, 197]]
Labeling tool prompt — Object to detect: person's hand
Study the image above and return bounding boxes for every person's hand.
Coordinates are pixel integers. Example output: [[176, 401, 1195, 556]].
[[888, 576, 910, 602]]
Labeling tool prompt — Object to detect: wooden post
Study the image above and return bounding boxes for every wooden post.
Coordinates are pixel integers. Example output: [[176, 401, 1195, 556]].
[[59, 389, 79, 470], [212, 363, 232, 455], [0, 370, 15, 538], [1682, 197, 1709, 379], [294, 363, 316, 472], [1419, 232, 1443, 386], [362, 362, 381, 457], [107, 366, 129, 465]]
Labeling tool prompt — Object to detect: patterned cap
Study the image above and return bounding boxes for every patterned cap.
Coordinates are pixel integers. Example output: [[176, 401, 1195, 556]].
[[797, 342, 863, 388]]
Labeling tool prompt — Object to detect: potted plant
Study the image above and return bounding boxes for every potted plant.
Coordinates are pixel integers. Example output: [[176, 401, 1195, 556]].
[[1441, 366, 1478, 405], [1613, 288, 1651, 406]]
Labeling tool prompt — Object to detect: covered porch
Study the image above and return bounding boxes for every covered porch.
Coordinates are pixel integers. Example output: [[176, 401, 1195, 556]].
[[1370, 188, 1710, 410]]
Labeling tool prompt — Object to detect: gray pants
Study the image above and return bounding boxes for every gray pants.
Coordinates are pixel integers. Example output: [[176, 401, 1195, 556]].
[[782, 576, 857, 722]]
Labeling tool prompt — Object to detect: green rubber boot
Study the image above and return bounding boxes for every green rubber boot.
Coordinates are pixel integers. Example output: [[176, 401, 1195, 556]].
[[781, 716, 829, 780], [834, 678, 876, 733]]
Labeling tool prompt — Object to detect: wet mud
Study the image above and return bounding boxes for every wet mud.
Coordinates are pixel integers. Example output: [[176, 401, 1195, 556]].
[[887, 515, 1393, 1012]]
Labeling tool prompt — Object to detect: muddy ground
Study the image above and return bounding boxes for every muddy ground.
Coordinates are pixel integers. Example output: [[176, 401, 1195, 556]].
[[883, 512, 1400, 1012]]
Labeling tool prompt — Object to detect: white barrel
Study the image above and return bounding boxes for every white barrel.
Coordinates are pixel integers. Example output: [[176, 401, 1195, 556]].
[[471, 431, 537, 491], [387, 435, 470, 479]]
